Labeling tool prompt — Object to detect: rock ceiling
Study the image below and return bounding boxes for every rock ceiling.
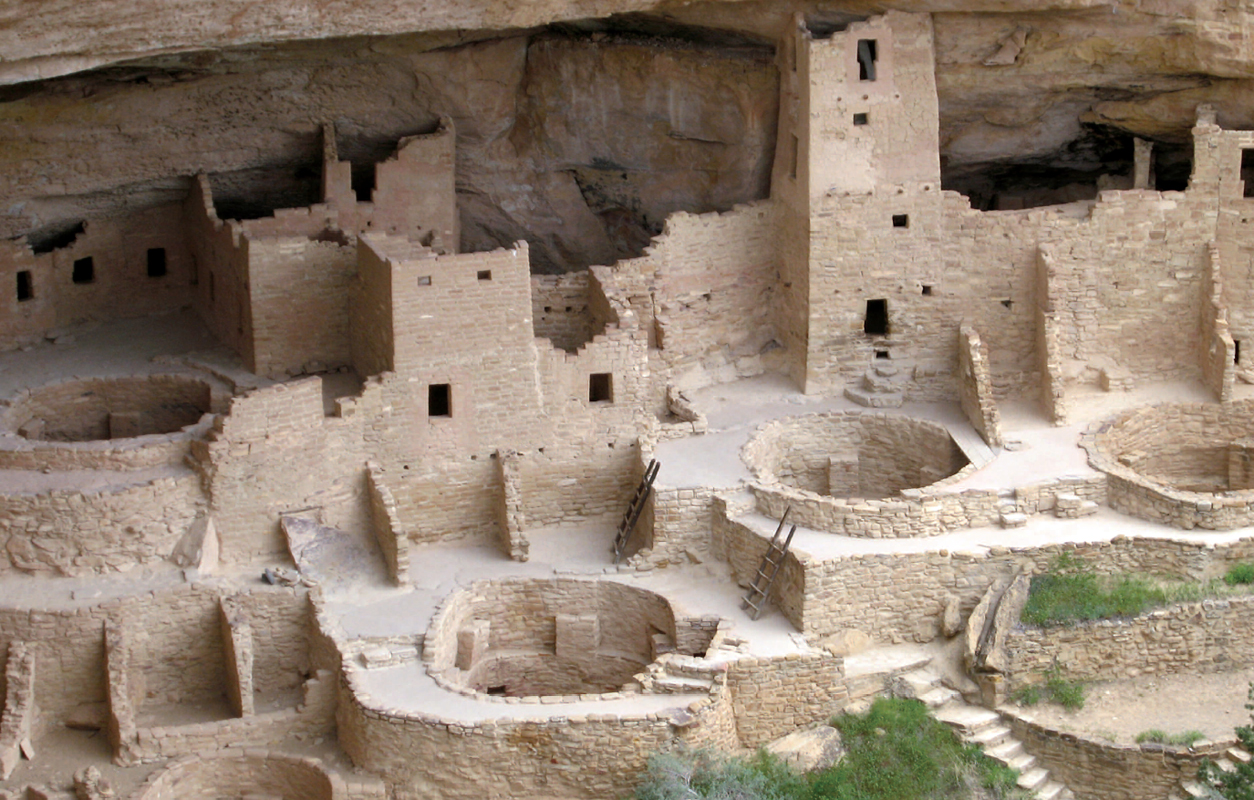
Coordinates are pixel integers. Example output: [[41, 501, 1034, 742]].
[[5, 0, 1254, 270]]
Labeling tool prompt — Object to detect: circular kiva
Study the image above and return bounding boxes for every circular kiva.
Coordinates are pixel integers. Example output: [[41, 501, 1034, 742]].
[[742, 410, 969, 499], [5, 374, 214, 442], [425, 578, 705, 699], [1084, 400, 1254, 530]]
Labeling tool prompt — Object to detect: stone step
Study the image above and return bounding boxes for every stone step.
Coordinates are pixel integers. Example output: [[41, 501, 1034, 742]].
[[1181, 780, 1210, 798], [967, 724, 1013, 748], [1000, 511, 1028, 528], [985, 739, 1025, 764], [934, 704, 1001, 734], [897, 669, 941, 696], [1036, 780, 1069, 800], [1229, 747, 1251, 764], [1017, 767, 1050, 792], [863, 371, 900, 393], [843, 385, 904, 408], [919, 686, 960, 708], [872, 362, 900, 378]]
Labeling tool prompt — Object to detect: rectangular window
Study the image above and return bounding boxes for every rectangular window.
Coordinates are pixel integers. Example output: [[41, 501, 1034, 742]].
[[864, 298, 888, 336], [1243, 149, 1254, 198], [477, 270, 492, 281], [589, 373, 613, 403], [892, 214, 909, 228], [429, 383, 451, 417], [853, 112, 869, 126], [72, 256, 94, 284], [147, 247, 167, 278], [857, 39, 878, 81], [15, 271, 32, 302], [417, 275, 432, 287]]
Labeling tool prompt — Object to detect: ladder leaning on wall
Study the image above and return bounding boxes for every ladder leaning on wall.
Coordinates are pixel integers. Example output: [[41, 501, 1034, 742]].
[[742, 508, 796, 620], [612, 459, 661, 564]]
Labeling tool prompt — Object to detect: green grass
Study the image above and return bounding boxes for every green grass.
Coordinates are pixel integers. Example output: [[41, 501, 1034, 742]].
[[1012, 667, 1085, 711], [634, 698, 1025, 800], [1022, 555, 1251, 627], [1136, 729, 1206, 746], [1226, 562, 1254, 586], [1045, 670, 1085, 711]]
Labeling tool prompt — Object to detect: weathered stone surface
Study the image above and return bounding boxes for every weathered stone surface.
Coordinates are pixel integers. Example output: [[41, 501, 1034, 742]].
[[765, 725, 845, 773]]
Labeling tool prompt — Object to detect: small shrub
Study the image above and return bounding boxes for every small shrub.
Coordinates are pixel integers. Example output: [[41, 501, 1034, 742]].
[[1011, 684, 1042, 706], [1226, 562, 1254, 586], [1044, 668, 1085, 711]]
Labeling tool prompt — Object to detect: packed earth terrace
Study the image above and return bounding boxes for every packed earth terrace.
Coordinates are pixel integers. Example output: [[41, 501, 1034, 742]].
[[9, 4, 1254, 800]]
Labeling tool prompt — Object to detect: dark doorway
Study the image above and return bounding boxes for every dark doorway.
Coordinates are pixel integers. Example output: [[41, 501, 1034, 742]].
[[428, 384, 451, 417], [864, 299, 888, 336]]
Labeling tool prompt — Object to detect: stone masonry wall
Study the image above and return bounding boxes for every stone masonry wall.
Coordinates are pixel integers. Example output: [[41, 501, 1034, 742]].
[[1006, 709, 1232, 800], [958, 325, 1003, 447], [247, 235, 356, 377], [1004, 594, 1254, 688], [0, 472, 203, 576], [0, 204, 194, 351]]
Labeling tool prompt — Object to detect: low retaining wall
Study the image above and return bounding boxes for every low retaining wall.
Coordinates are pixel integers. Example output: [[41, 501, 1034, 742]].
[[1005, 708, 1231, 800], [1005, 594, 1254, 689], [0, 472, 205, 576]]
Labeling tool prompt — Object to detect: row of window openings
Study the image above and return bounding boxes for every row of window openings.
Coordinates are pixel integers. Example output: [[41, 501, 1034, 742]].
[[15, 248, 168, 302], [416, 270, 492, 288], [790, 38, 878, 81], [427, 373, 613, 417]]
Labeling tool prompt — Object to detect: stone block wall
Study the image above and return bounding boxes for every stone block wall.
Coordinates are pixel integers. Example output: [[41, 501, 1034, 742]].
[[183, 176, 253, 359], [247, 235, 356, 377], [0, 203, 194, 351], [958, 325, 1002, 447], [131, 751, 343, 800], [1005, 594, 1254, 688], [532, 271, 597, 353], [623, 203, 783, 391], [0, 642, 35, 779], [366, 464, 410, 582], [726, 653, 848, 748], [1005, 709, 1231, 800], [192, 377, 347, 561], [0, 472, 204, 576], [5, 374, 215, 443]]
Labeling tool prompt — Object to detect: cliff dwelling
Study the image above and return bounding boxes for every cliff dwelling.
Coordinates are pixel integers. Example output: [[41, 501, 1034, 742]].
[[6, 3, 1254, 799]]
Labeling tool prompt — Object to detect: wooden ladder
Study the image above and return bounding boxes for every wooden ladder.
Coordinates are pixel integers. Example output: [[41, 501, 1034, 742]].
[[612, 459, 661, 564], [742, 509, 796, 620]]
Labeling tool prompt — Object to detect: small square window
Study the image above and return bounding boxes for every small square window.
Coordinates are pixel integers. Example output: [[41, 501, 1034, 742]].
[[15, 271, 32, 302], [853, 113, 869, 126], [921, 285, 933, 296], [477, 270, 492, 281], [147, 247, 167, 278], [72, 256, 94, 284], [429, 383, 451, 417], [875, 350, 890, 359], [589, 373, 613, 403], [892, 214, 909, 228], [417, 275, 432, 287]]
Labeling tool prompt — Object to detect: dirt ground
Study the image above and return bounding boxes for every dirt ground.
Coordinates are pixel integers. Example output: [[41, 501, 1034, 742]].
[[1009, 666, 1254, 746]]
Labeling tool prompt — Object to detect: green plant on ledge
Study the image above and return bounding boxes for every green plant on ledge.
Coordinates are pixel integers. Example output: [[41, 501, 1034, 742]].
[[1135, 729, 1205, 747], [1022, 554, 1251, 628], [1011, 665, 1085, 711]]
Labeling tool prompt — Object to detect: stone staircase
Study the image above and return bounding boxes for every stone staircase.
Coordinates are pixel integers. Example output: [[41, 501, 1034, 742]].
[[1170, 744, 1249, 800], [896, 668, 1074, 800], [634, 653, 721, 695], [844, 362, 905, 408]]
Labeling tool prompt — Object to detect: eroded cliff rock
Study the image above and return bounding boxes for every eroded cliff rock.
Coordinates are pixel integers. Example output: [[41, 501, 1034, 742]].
[[9, 2, 1254, 269]]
